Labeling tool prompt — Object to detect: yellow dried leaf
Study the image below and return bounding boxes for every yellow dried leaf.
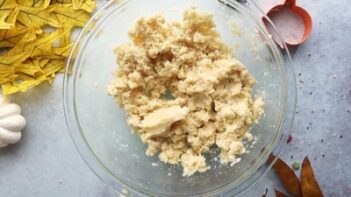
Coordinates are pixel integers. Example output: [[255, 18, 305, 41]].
[[72, 0, 96, 12], [0, 49, 31, 84], [51, 0, 97, 12], [51, 0, 73, 4], [16, 0, 51, 9], [15, 59, 43, 77], [0, 65, 16, 83], [38, 58, 51, 68], [0, 25, 43, 49], [21, 27, 44, 43], [49, 4, 91, 46], [0, 0, 18, 29], [0, 0, 96, 95], [57, 27, 71, 47], [0, 50, 31, 66], [0, 25, 28, 48], [53, 42, 73, 57], [42, 59, 64, 73], [1, 8, 19, 29], [17, 6, 59, 28], [0, 0, 17, 11], [50, 4, 91, 30], [2, 79, 40, 95], [0, 53, 29, 85], [2, 59, 64, 95], [29, 30, 64, 57], [0, 25, 43, 48], [7, 30, 63, 58]]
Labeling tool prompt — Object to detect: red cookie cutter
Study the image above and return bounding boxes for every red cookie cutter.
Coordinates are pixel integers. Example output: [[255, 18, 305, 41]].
[[264, 0, 312, 47]]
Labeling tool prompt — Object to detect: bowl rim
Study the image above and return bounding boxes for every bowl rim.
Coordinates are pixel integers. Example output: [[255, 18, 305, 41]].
[[63, 0, 296, 196]]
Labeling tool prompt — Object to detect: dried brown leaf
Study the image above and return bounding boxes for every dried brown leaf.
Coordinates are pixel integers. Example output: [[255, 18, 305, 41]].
[[275, 188, 288, 197], [301, 157, 324, 197], [269, 154, 301, 196]]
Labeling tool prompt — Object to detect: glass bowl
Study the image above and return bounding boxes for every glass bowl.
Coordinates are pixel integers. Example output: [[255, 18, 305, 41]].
[[63, 0, 296, 196]]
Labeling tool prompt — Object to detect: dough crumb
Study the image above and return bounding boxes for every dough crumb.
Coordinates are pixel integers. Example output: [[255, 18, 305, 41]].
[[108, 9, 264, 176]]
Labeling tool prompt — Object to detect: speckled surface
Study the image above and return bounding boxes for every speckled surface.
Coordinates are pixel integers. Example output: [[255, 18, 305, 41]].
[[0, 0, 350, 196]]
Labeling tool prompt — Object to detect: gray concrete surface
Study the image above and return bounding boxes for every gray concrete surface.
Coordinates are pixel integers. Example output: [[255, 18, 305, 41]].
[[0, 0, 350, 196]]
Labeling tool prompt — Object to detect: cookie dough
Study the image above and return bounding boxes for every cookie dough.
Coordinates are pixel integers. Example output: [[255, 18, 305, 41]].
[[107, 9, 264, 176]]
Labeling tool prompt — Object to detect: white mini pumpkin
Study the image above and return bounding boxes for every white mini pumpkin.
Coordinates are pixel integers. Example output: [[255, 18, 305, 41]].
[[0, 96, 26, 148]]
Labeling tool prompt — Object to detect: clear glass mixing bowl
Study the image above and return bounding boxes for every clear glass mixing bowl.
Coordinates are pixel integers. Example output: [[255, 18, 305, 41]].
[[63, 0, 296, 196]]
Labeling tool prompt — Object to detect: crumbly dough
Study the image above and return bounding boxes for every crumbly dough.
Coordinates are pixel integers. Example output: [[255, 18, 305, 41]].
[[107, 9, 264, 176]]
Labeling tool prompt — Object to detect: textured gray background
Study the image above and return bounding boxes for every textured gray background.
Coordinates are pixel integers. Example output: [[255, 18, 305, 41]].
[[0, 0, 350, 196]]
